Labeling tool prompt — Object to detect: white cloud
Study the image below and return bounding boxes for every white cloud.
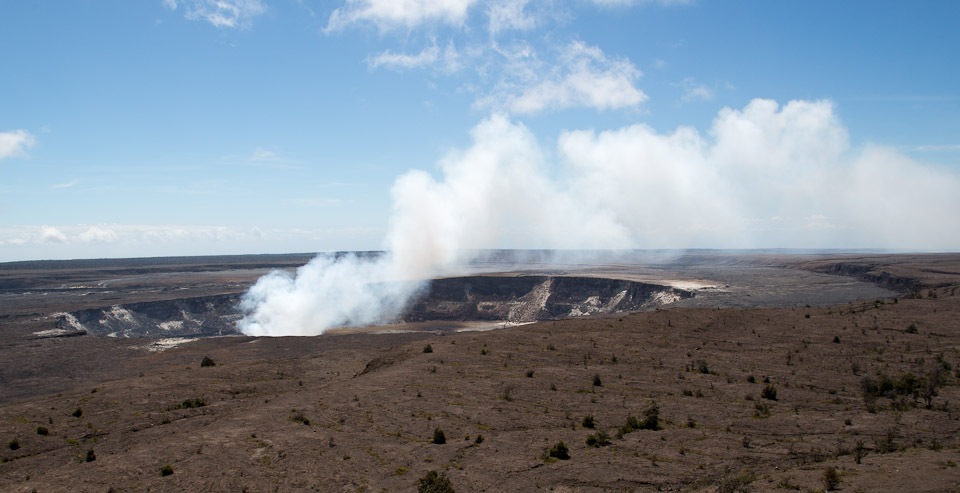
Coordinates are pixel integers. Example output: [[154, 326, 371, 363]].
[[678, 77, 713, 102], [78, 227, 119, 243], [590, 0, 693, 6], [249, 147, 279, 162], [39, 226, 67, 244], [326, 0, 477, 32], [50, 180, 78, 189], [367, 40, 463, 74], [482, 41, 647, 114], [487, 0, 536, 33], [165, 0, 266, 28], [0, 130, 36, 160], [368, 44, 440, 71]]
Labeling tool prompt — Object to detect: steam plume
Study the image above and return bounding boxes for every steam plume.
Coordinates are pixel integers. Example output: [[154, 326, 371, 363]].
[[239, 99, 960, 336]]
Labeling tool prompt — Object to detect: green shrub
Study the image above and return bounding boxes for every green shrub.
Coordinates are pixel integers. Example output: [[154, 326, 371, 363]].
[[592, 374, 603, 387], [474, 434, 483, 444], [417, 470, 455, 493], [36, 426, 49, 436], [822, 466, 841, 490], [423, 344, 433, 353], [586, 431, 611, 448], [717, 469, 756, 493], [754, 402, 772, 418], [548, 441, 570, 460], [761, 385, 778, 401], [432, 427, 446, 445], [617, 402, 661, 437], [200, 356, 216, 367], [582, 415, 596, 429], [171, 398, 206, 410], [8, 439, 19, 450], [160, 464, 174, 477], [290, 410, 310, 425], [72, 407, 83, 418], [85, 449, 96, 462]]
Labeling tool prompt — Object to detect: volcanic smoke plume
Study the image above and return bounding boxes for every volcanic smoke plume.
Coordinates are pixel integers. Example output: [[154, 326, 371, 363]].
[[239, 99, 960, 336]]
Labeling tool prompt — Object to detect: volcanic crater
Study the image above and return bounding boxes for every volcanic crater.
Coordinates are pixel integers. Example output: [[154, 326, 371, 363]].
[[56, 275, 694, 338]]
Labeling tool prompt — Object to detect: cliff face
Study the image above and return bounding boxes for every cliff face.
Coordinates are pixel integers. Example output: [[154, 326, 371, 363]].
[[403, 275, 693, 323], [58, 293, 243, 337], [802, 262, 922, 293], [57, 276, 693, 338]]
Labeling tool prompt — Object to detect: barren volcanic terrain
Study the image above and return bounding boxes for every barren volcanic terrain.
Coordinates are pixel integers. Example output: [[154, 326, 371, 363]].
[[1, 252, 959, 491]]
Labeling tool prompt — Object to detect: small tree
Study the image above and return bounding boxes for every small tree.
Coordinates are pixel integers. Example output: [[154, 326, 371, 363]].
[[432, 427, 446, 445]]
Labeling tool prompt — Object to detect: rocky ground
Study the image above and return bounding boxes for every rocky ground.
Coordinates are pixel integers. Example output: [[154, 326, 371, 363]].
[[1, 253, 959, 491]]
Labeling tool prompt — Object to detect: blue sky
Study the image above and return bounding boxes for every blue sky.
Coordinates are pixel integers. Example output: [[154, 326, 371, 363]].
[[1, 0, 958, 261]]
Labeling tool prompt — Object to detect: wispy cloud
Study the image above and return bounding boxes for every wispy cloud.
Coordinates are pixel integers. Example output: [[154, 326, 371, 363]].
[[907, 144, 960, 152], [487, 0, 536, 34], [50, 180, 78, 189], [0, 129, 36, 161], [163, 0, 266, 29], [479, 41, 647, 114], [678, 77, 713, 102], [326, 0, 478, 32], [590, 0, 693, 6], [249, 147, 280, 162], [367, 44, 441, 71]]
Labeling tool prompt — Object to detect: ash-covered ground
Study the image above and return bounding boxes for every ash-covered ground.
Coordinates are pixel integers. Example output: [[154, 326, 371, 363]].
[[1, 252, 959, 491]]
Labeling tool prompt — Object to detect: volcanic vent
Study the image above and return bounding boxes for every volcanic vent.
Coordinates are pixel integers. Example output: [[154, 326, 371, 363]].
[[57, 275, 693, 338]]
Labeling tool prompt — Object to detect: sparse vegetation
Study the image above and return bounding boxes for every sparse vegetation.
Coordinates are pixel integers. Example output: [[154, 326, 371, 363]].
[[290, 409, 310, 425], [417, 470, 455, 493], [8, 439, 19, 450], [761, 384, 778, 401], [200, 356, 216, 367], [423, 344, 433, 353], [160, 464, 174, 477], [617, 402, 661, 437], [170, 398, 206, 410], [592, 374, 603, 387], [822, 466, 841, 490], [716, 469, 756, 493], [432, 427, 446, 445], [586, 431, 611, 448], [547, 441, 570, 460], [85, 449, 96, 462], [582, 415, 596, 429], [753, 402, 772, 418], [36, 426, 49, 435], [72, 407, 83, 418]]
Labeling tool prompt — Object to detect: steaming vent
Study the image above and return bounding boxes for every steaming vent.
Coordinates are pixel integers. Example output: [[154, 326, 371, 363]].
[[57, 275, 693, 338]]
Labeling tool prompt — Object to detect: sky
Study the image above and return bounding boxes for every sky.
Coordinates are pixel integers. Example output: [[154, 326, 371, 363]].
[[1, 0, 959, 262]]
